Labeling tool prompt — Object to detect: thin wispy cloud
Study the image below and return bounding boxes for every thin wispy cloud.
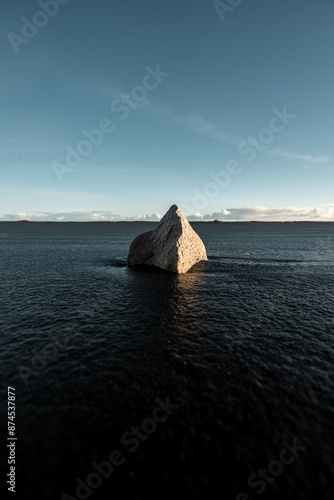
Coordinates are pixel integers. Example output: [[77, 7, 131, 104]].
[[175, 115, 241, 146], [69, 80, 239, 145], [78, 83, 123, 101], [0, 137, 58, 153], [268, 148, 333, 165]]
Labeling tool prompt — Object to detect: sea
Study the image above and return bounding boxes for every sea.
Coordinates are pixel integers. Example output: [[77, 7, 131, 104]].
[[0, 221, 334, 500]]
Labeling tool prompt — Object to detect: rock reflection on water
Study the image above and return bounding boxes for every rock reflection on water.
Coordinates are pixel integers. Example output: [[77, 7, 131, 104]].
[[125, 260, 208, 337]]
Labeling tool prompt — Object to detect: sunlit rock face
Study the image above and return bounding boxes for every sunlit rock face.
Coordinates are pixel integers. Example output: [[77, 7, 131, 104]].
[[127, 204, 208, 273]]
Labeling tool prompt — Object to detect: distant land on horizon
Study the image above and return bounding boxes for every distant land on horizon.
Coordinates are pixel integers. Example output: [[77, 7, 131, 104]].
[[2, 220, 334, 224]]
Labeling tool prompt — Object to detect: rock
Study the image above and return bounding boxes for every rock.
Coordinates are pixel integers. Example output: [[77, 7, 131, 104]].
[[127, 204, 208, 273]]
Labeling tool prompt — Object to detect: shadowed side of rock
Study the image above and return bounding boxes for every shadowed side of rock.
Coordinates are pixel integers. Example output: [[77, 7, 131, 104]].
[[127, 204, 207, 273]]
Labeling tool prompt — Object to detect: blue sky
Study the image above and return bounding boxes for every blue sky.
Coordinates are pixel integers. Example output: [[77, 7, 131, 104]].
[[1, 0, 334, 221]]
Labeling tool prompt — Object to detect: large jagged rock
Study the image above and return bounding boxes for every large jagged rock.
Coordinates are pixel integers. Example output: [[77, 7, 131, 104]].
[[127, 204, 208, 273]]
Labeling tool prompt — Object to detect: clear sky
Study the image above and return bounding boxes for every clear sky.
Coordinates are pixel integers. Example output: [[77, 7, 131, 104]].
[[1, 0, 334, 221]]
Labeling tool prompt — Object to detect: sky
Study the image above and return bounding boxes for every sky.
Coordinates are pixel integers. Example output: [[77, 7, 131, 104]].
[[1, 0, 334, 221]]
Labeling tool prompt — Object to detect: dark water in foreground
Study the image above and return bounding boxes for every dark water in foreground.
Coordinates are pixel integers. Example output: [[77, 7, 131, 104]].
[[1, 221, 334, 500]]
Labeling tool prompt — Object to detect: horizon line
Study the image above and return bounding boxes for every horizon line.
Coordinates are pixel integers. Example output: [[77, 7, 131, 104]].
[[2, 220, 334, 224]]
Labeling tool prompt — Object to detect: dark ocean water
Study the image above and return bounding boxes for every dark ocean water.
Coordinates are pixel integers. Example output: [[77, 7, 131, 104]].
[[1, 221, 334, 500]]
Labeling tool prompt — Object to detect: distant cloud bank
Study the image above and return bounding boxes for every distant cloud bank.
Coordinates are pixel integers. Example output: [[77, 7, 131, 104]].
[[1, 205, 334, 222], [188, 205, 334, 221]]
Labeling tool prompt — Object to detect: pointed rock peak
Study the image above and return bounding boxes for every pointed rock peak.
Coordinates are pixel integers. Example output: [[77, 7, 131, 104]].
[[168, 204, 179, 212], [127, 204, 207, 273], [159, 204, 186, 225], [163, 204, 181, 217]]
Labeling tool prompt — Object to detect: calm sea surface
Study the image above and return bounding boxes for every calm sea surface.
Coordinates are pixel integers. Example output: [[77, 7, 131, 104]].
[[1, 222, 334, 500]]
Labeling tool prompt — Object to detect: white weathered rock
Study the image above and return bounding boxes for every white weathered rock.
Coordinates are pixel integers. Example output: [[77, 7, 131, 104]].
[[127, 204, 208, 273]]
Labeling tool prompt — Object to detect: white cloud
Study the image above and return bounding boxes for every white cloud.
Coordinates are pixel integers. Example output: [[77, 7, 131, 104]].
[[2, 205, 334, 222], [184, 205, 334, 221], [193, 212, 204, 219]]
